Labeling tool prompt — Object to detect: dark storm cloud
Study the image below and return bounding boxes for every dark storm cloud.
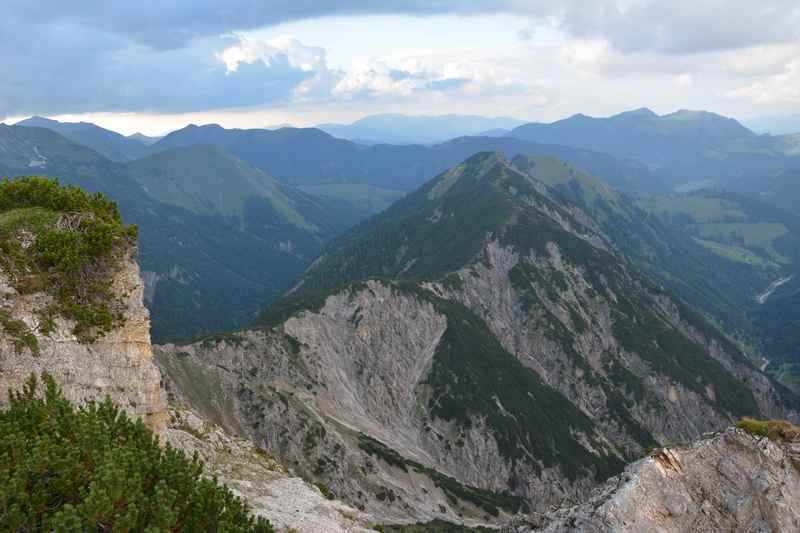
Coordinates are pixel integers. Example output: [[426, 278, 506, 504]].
[[1, 1, 798, 117], [0, 29, 312, 117]]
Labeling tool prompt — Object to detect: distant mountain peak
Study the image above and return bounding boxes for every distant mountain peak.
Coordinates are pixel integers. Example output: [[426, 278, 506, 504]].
[[615, 107, 658, 118], [317, 113, 527, 144], [17, 115, 59, 126], [14, 115, 148, 161]]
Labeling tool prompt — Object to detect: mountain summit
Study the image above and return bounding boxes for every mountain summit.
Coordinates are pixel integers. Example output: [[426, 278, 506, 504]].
[[157, 152, 798, 525]]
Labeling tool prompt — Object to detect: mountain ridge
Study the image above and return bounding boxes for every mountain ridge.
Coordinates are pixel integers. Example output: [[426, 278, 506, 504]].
[[157, 151, 799, 526], [16, 116, 150, 161]]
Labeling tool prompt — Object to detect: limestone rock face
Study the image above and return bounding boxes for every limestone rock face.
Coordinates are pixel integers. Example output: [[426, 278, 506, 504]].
[[156, 282, 532, 525], [524, 428, 800, 532], [0, 250, 167, 439], [166, 405, 376, 533]]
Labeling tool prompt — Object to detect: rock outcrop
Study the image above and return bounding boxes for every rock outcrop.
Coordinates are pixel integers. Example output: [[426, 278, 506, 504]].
[[522, 428, 800, 532], [0, 249, 167, 438], [167, 405, 376, 533], [155, 282, 545, 526]]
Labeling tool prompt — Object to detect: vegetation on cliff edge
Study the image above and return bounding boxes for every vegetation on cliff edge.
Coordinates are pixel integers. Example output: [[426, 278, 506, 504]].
[[0, 373, 274, 532], [0, 176, 137, 343]]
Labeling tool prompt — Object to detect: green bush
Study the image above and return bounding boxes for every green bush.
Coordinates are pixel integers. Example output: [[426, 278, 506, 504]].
[[0, 373, 274, 532], [736, 417, 800, 442], [0, 309, 38, 355], [0, 177, 138, 342]]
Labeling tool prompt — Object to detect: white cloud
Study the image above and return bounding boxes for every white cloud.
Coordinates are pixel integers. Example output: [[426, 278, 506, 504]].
[[674, 73, 693, 87], [218, 36, 328, 74], [727, 59, 800, 103]]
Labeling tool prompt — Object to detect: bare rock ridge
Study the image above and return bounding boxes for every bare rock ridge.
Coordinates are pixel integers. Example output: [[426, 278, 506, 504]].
[[166, 404, 375, 533], [155, 152, 800, 527], [523, 427, 800, 532], [0, 249, 167, 438]]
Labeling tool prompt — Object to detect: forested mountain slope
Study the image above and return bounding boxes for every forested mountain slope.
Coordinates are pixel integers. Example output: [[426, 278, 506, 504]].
[[508, 108, 800, 193], [149, 124, 666, 197], [0, 125, 329, 340], [156, 152, 799, 526]]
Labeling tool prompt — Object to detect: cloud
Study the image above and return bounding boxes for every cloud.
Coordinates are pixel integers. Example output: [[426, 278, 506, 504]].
[[1, 1, 799, 118], [727, 59, 800, 103], [0, 32, 314, 117], [6, 1, 798, 53], [329, 52, 530, 102], [555, 1, 800, 54]]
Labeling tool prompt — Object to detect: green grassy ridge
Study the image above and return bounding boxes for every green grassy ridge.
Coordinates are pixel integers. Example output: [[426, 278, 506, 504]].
[[298, 153, 518, 290], [512, 154, 629, 222], [127, 144, 314, 231], [693, 222, 789, 264], [0, 177, 136, 342], [639, 195, 748, 223], [298, 152, 599, 292]]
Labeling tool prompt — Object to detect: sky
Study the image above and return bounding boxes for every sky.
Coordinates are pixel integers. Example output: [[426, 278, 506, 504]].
[[1, 1, 799, 135]]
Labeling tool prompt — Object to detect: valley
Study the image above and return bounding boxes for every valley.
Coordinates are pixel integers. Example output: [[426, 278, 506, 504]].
[[5, 4, 800, 531], [2, 107, 799, 532]]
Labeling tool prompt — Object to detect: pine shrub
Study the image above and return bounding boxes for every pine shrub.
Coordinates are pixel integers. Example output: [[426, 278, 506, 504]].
[[0, 177, 138, 342], [0, 373, 274, 532]]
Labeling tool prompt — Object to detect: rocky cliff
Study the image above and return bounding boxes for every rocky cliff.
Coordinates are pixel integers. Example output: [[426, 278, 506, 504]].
[[166, 404, 376, 533], [156, 283, 555, 526], [0, 248, 167, 438], [156, 153, 800, 527], [522, 426, 800, 532]]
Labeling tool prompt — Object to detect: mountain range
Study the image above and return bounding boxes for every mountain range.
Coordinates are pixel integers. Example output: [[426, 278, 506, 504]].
[[0, 124, 336, 340], [15, 116, 150, 161], [156, 151, 799, 525], [507, 108, 800, 196], [317, 113, 526, 144], [3, 106, 800, 530], [6, 110, 799, 376], [146, 122, 668, 197]]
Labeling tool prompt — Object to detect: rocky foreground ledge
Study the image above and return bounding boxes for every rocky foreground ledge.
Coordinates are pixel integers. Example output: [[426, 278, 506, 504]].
[[509, 426, 800, 532]]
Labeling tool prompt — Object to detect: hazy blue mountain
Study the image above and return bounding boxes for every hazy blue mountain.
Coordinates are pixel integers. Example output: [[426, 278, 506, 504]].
[[475, 128, 511, 137], [507, 108, 799, 191], [15, 116, 149, 161], [150, 124, 666, 196], [317, 113, 526, 144], [128, 132, 163, 145], [730, 166, 800, 217]]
